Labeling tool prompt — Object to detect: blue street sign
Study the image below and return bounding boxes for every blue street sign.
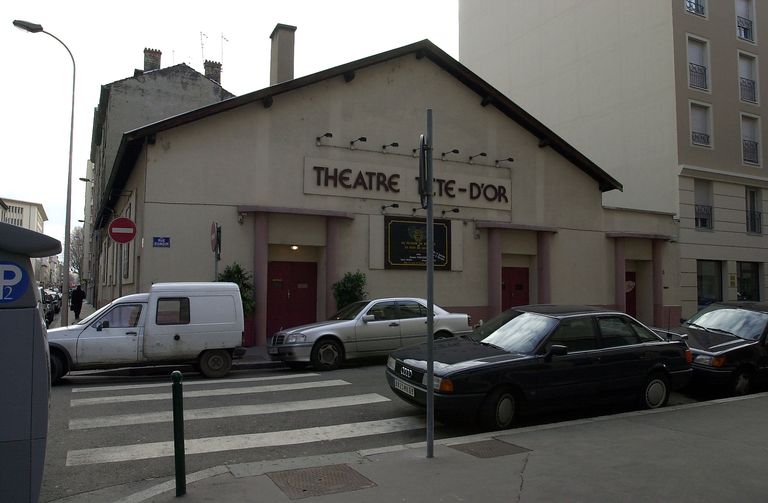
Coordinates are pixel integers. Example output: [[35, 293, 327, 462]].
[[153, 237, 171, 248]]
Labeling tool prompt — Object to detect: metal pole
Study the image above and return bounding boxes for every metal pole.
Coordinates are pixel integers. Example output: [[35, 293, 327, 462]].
[[171, 371, 186, 496], [425, 109, 435, 458], [118, 243, 123, 298]]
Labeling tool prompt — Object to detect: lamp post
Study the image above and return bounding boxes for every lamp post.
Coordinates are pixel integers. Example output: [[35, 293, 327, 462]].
[[14, 19, 76, 326]]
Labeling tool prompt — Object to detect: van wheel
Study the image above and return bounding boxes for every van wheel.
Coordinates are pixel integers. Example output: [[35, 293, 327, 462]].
[[199, 350, 232, 378], [311, 339, 342, 371], [50, 352, 66, 384]]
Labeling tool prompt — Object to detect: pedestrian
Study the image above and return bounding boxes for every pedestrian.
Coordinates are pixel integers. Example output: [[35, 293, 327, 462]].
[[70, 285, 86, 320]]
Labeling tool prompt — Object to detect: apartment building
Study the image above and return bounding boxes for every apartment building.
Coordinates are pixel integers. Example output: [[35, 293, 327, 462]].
[[0, 197, 51, 282], [460, 0, 767, 317]]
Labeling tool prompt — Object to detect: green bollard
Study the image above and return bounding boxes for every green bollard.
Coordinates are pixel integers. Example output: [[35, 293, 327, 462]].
[[171, 370, 186, 496]]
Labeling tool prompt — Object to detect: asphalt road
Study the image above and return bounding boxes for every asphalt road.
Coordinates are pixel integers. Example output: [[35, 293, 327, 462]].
[[41, 360, 700, 502]]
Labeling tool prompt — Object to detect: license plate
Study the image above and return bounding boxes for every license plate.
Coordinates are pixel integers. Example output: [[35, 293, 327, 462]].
[[393, 377, 415, 397], [268, 347, 278, 355]]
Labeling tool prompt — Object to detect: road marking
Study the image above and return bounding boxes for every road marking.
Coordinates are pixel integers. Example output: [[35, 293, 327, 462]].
[[66, 416, 425, 466], [69, 379, 350, 407], [71, 373, 319, 393], [70, 393, 391, 429]]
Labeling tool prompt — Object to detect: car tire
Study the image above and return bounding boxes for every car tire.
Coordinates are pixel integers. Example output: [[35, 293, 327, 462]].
[[199, 349, 232, 378], [50, 352, 66, 385], [731, 368, 752, 396], [434, 331, 452, 340], [285, 362, 309, 370], [310, 338, 342, 371], [479, 387, 518, 430], [639, 372, 670, 409]]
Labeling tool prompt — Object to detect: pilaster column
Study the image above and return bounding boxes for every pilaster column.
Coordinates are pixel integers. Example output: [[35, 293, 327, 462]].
[[614, 237, 626, 312], [326, 218, 340, 317], [652, 239, 664, 326], [537, 232, 552, 303], [487, 228, 502, 318], [253, 212, 268, 346]]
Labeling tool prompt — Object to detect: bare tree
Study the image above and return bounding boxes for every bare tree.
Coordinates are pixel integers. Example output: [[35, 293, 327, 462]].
[[70, 226, 84, 277]]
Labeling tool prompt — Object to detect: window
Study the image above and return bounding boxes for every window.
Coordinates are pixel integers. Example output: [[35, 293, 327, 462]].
[[741, 115, 760, 165], [697, 260, 723, 309], [367, 301, 398, 321], [736, 0, 755, 42], [737, 262, 760, 300], [97, 304, 142, 329], [156, 297, 190, 325], [686, 0, 706, 16], [597, 316, 661, 348], [397, 301, 427, 319], [690, 102, 712, 146], [746, 187, 762, 233], [694, 179, 714, 229], [687, 37, 709, 90], [546, 317, 598, 352], [738, 53, 758, 103]]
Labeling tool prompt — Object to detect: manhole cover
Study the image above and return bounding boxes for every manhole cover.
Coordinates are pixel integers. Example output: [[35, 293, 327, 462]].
[[449, 439, 531, 458], [267, 464, 376, 500]]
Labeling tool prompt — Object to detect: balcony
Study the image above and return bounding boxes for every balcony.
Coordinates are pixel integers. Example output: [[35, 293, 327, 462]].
[[695, 204, 713, 230], [692, 130, 711, 146], [740, 77, 757, 103], [743, 139, 759, 164], [738, 16, 754, 41], [689, 62, 708, 90], [686, 0, 705, 16], [746, 210, 762, 234]]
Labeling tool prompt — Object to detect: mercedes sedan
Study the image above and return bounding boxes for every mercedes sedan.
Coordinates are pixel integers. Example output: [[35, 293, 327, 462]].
[[387, 305, 692, 430], [268, 297, 471, 370]]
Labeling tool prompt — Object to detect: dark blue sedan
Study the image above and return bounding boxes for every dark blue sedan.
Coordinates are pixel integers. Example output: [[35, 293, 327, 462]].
[[386, 305, 692, 430]]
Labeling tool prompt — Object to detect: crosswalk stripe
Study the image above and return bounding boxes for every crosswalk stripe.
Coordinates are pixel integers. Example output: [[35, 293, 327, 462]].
[[66, 416, 425, 466], [71, 373, 319, 393], [69, 393, 391, 430], [70, 380, 350, 407]]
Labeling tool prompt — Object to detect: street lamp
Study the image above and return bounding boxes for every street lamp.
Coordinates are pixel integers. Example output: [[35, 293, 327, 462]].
[[14, 19, 76, 326]]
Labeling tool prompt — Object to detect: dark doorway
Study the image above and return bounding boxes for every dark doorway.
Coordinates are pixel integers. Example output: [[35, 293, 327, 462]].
[[625, 271, 637, 317], [267, 261, 318, 337], [502, 267, 529, 310]]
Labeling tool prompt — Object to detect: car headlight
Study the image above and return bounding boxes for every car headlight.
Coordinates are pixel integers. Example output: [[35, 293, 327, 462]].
[[694, 355, 726, 367], [387, 356, 396, 371], [285, 333, 307, 344]]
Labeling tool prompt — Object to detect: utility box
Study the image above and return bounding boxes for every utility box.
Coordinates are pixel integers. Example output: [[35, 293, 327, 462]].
[[0, 222, 61, 502]]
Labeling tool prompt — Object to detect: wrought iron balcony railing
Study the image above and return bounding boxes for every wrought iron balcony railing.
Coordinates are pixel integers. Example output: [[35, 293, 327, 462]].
[[746, 209, 762, 234], [689, 62, 708, 89], [738, 16, 754, 41], [740, 77, 757, 103], [686, 0, 705, 16], [695, 204, 713, 230], [743, 139, 759, 164], [692, 130, 711, 146]]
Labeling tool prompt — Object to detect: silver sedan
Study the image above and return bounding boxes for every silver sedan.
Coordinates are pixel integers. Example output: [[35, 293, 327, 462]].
[[267, 297, 471, 370]]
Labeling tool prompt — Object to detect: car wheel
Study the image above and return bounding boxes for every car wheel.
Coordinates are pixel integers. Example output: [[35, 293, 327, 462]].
[[311, 338, 342, 371], [434, 331, 452, 340], [50, 352, 66, 385], [479, 388, 518, 430], [639, 372, 669, 409], [199, 349, 232, 378], [731, 368, 752, 396]]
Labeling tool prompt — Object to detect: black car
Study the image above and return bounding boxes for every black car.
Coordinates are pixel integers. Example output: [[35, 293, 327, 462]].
[[672, 302, 768, 396], [386, 305, 692, 430]]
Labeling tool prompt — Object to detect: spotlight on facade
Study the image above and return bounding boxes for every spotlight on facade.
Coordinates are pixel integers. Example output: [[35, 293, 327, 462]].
[[349, 136, 367, 148], [315, 132, 333, 145], [291, 245, 299, 251], [469, 152, 487, 163], [382, 142, 399, 152], [381, 203, 399, 213], [441, 148, 460, 159], [494, 157, 515, 167], [441, 208, 460, 217]]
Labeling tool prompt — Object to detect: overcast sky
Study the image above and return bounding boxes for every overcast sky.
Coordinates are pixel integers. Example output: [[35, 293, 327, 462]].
[[4, 0, 459, 247]]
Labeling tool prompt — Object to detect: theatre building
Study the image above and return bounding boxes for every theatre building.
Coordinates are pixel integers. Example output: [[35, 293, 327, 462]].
[[94, 26, 680, 346]]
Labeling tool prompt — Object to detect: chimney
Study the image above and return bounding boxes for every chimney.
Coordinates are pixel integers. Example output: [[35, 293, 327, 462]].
[[204, 60, 222, 84], [270, 24, 297, 85], [143, 48, 162, 72]]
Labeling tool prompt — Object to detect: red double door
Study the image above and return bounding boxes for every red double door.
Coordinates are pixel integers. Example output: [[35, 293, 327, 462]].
[[266, 261, 318, 337], [502, 267, 530, 310]]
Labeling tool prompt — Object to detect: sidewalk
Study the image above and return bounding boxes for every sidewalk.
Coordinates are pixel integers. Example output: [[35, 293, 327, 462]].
[[80, 392, 768, 503], [49, 301, 97, 329]]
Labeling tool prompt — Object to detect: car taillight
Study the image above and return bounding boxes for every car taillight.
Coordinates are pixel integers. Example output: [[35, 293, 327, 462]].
[[685, 348, 693, 364], [467, 316, 472, 327]]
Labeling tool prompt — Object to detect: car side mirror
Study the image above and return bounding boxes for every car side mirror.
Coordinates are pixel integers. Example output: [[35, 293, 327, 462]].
[[545, 344, 568, 361], [96, 320, 109, 331], [362, 314, 375, 323]]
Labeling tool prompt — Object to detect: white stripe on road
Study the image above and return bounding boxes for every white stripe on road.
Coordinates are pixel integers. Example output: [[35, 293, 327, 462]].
[[70, 379, 350, 407], [66, 416, 425, 466], [71, 373, 319, 393], [69, 393, 390, 430]]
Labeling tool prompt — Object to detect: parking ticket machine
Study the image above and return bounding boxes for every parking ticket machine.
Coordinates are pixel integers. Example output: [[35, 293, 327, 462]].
[[0, 222, 61, 502]]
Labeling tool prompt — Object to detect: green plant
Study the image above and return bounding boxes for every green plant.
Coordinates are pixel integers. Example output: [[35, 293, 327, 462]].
[[332, 270, 367, 309], [218, 263, 255, 314]]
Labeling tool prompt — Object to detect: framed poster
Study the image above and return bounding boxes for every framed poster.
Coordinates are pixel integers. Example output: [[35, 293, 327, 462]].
[[385, 216, 450, 270]]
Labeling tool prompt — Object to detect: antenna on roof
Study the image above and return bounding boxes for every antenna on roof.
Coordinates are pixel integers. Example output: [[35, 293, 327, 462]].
[[221, 33, 229, 67], [200, 31, 208, 65]]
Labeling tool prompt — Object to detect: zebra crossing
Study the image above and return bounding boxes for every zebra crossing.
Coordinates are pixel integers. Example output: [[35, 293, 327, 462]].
[[60, 370, 426, 469]]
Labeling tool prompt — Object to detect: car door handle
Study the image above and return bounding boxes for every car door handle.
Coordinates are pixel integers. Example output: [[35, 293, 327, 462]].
[[389, 322, 399, 327], [126, 331, 137, 335]]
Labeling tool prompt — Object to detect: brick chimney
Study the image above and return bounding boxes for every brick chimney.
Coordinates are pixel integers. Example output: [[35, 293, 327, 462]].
[[143, 48, 162, 72], [270, 24, 297, 85], [204, 60, 222, 84]]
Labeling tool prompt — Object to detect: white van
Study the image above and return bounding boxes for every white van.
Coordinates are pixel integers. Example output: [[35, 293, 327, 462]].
[[47, 282, 245, 383]]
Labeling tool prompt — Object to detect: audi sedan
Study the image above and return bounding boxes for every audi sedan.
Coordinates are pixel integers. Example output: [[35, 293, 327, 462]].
[[387, 305, 692, 430], [268, 298, 471, 371]]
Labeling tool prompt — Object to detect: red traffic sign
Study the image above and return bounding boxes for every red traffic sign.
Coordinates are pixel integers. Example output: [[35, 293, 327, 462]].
[[108, 217, 137, 244]]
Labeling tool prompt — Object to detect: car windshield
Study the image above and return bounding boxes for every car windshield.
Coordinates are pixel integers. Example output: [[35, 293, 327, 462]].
[[685, 305, 768, 341], [330, 301, 368, 321], [469, 310, 558, 354]]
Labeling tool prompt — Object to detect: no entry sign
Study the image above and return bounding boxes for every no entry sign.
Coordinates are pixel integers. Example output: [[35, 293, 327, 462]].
[[108, 217, 137, 244]]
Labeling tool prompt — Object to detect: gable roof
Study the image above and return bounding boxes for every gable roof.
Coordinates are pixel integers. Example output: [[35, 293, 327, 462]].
[[96, 40, 622, 228]]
